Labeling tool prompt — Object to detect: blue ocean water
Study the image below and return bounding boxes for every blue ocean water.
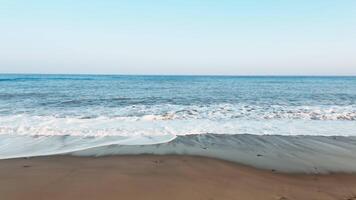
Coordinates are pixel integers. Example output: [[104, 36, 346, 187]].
[[0, 74, 355, 116], [0, 74, 355, 161]]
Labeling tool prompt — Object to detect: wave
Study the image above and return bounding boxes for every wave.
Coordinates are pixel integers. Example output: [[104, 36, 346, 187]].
[[1, 104, 355, 121], [0, 114, 355, 137]]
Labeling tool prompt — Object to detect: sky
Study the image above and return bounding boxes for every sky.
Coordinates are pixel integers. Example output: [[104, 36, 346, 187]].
[[0, 0, 356, 75]]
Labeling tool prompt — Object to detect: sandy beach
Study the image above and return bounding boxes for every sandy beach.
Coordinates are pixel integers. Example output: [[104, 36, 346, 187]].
[[1, 155, 356, 200]]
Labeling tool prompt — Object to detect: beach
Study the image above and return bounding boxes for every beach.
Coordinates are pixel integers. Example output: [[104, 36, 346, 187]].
[[1, 155, 356, 200]]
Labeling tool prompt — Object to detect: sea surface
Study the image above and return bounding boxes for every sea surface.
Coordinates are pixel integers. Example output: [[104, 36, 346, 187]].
[[0, 74, 356, 172]]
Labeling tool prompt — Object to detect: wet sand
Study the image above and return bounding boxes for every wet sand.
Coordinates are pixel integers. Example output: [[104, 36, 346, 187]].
[[1, 155, 356, 200]]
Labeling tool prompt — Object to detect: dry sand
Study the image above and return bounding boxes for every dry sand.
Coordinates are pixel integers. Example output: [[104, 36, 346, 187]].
[[1, 155, 356, 200]]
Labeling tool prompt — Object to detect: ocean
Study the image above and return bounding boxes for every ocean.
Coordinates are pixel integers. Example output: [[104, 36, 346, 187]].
[[0, 74, 355, 172]]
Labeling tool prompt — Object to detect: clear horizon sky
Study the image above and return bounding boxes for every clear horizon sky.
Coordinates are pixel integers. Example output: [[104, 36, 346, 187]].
[[1, 0, 356, 75]]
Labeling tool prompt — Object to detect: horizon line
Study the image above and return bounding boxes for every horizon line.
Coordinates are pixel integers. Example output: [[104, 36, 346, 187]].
[[0, 72, 355, 77]]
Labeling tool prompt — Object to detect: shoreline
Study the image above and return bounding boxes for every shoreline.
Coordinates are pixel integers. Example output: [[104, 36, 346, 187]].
[[1, 155, 356, 200], [3, 134, 356, 173]]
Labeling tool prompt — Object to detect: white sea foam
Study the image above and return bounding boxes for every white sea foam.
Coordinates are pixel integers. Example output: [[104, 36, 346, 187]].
[[0, 114, 355, 137], [1, 111, 354, 161], [87, 104, 355, 120], [0, 105, 355, 163]]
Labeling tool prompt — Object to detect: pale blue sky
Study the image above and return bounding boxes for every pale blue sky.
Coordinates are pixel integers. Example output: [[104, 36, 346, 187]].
[[0, 0, 355, 75]]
